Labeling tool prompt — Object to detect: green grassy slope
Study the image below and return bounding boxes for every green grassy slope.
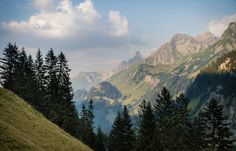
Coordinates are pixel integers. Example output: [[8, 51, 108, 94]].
[[0, 88, 92, 151]]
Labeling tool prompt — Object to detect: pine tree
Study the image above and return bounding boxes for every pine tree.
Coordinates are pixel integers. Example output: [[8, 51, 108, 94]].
[[79, 101, 96, 149], [173, 93, 194, 151], [204, 99, 233, 151], [95, 127, 106, 151], [109, 106, 136, 151], [192, 111, 208, 151], [34, 49, 46, 111], [24, 54, 37, 104], [0, 43, 19, 89], [137, 100, 156, 151], [44, 49, 59, 121], [14, 49, 37, 105], [56, 52, 79, 137], [152, 87, 176, 150], [14, 48, 28, 96], [108, 111, 123, 151]]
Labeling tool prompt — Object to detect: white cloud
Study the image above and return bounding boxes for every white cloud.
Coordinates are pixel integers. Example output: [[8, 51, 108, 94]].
[[0, 0, 147, 75], [208, 13, 236, 37], [108, 11, 129, 36], [2, 0, 130, 39], [2, 0, 101, 38], [32, 0, 54, 9]]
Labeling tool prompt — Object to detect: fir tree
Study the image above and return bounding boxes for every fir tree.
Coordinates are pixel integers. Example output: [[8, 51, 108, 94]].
[[0, 43, 19, 89], [108, 111, 123, 151], [95, 127, 106, 151], [173, 93, 194, 151], [79, 101, 96, 149], [34, 49, 46, 111], [57, 52, 79, 137], [192, 111, 208, 151], [152, 87, 176, 150], [109, 106, 136, 151], [137, 100, 156, 151], [44, 49, 59, 121], [204, 99, 233, 151]]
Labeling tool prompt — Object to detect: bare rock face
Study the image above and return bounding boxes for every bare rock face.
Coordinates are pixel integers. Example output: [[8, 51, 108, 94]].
[[146, 32, 218, 66], [222, 22, 236, 40], [118, 51, 143, 71], [195, 32, 217, 44], [88, 81, 122, 100]]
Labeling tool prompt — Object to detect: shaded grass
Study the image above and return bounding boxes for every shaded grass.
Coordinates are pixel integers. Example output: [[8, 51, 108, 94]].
[[0, 88, 92, 151]]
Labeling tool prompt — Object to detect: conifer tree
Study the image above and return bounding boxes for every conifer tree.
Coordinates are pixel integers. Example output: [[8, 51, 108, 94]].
[[57, 52, 79, 137], [109, 106, 136, 151], [44, 49, 59, 121], [173, 93, 194, 151], [0, 43, 19, 89], [192, 111, 208, 151], [80, 101, 96, 149], [152, 87, 176, 150], [14, 48, 28, 96], [14, 49, 37, 105], [204, 99, 233, 151], [137, 100, 156, 151], [108, 111, 123, 151], [95, 127, 106, 151], [34, 49, 46, 111]]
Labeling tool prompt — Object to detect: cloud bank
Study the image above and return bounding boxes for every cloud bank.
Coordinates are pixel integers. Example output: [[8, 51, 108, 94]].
[[208, 13, 236, 37], [0, 0, 146, 75]]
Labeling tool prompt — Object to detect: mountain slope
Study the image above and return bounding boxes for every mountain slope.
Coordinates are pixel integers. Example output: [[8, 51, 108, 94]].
[[74, 81, 123, 133], [109, 23, 236, 115], [0, 88, 92, 151], [186, 50, 236, 131], [118, 51, 143, 71]]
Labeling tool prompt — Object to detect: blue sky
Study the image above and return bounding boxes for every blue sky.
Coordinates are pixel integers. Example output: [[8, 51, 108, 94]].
[[0, 0, 236, 76]]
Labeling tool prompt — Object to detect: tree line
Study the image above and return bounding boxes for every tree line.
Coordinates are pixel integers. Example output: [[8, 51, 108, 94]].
[[108, 87, 234, 151], [0, 43, 105, 151], [0, 43, 234, 151]]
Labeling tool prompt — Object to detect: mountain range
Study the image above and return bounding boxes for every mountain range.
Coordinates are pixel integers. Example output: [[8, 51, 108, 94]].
[[72, 22, 236, 133], [72, 71, 111, 91]]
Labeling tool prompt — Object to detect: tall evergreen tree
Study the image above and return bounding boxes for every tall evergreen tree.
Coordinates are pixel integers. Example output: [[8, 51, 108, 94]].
[[79, 100, 96, 149], [192, 111, 208, 151], [34, 49, 46, 111], [109, 106, 136, 151], [204, 99, 233, 151], [44, 49, 59, 121], [0, 43, 19, 89], [14, 49, 37, 105], [173, 93, 194, 151], [108, 111, 123, 151], [95, 127, 106, 151], [56, 52, 79, 137], [137, 100, 156, 151], [152, 87, 176, 150]]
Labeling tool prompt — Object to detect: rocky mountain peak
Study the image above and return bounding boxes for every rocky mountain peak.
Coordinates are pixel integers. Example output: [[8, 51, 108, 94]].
[[118, 51, 143, 71], [195, 32, 217, 44], [88, 81, 122, 100], [222, 22, 236, 40]]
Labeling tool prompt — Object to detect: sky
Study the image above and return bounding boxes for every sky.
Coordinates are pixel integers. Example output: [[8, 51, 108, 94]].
[[0, 0, 236, 76]]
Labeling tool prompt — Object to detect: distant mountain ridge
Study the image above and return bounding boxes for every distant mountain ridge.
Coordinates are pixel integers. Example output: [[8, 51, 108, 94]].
[[145, 32, 217, 66], [118, 51, 143, 71], [109, 22, 236, 115], [74, 22, 236, 133], [72, 71, 111, 91], [73, 81, 123, 133]]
